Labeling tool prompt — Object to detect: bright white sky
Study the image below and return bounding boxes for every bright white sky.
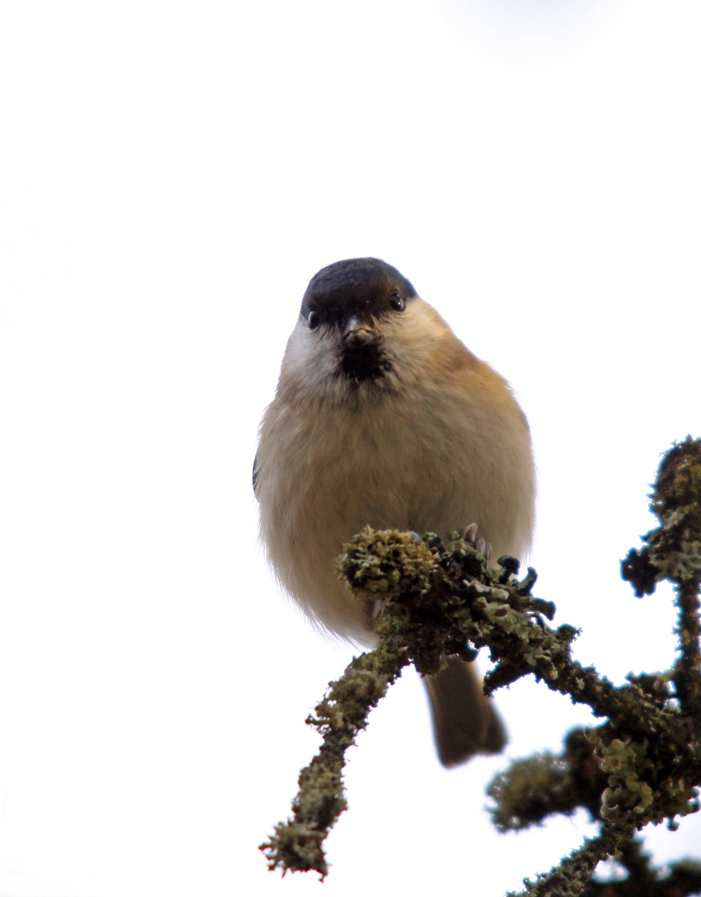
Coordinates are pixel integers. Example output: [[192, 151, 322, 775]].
[[1, 2, 700, 895]]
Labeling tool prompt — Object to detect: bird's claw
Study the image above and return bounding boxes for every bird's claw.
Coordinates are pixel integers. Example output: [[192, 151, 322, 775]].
[[367, 599, 384, 628], [460, 523, 492, 561]]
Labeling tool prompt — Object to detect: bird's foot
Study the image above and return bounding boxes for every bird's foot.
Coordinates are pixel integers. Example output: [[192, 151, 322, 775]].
[[460, 523, 492, 561]]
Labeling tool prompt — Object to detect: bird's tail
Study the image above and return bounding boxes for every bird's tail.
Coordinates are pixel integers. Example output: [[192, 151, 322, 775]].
[[423, 656, 506, 767]]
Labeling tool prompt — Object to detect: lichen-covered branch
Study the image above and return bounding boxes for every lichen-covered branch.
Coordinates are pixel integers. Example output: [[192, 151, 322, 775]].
[[509, 824, 636, 897], [622, 437, 701, 716], [488, 730, 608, 832], [514, 829, 701, 897], [260, 635, 410, 878], [262, 439, 701, 893], [497, 436, 701, 896], [581, 837, 701, 897]]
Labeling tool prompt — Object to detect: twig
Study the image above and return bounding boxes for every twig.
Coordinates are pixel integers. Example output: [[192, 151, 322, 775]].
[[260, 638, 409, 878]]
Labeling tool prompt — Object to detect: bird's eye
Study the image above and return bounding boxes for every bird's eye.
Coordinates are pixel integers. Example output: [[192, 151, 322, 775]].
[[308, 310, 319, 330], [389, 294, 405, 312]]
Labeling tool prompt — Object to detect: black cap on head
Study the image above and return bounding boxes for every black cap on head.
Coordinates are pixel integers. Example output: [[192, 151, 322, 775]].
[[300, 258, 416, 325]]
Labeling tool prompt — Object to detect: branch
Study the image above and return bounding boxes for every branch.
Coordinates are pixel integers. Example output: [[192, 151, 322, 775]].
[[260, 638, 410, 878], [622, 437, 701, 715], [262, 439, 701, 892], [509, 824, 636, 897]]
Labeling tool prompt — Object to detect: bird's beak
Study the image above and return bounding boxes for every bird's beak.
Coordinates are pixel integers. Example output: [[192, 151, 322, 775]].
[[341, 316, 376, 347]]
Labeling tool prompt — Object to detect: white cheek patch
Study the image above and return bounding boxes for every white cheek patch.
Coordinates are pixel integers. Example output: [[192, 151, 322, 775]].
[[282, 322, 339, 390]]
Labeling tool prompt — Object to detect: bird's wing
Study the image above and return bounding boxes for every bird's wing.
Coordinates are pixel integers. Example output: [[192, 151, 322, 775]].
[[252, 453, 259, 497]]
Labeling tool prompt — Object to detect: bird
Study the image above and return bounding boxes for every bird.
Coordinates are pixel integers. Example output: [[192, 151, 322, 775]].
[[254, 257, 535, 767]]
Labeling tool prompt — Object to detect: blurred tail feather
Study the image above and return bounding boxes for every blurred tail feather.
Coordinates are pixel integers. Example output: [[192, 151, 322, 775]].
[[424, 656, 506, 767]]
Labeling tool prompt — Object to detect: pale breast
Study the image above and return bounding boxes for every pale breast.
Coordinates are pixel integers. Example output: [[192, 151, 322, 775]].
[[257, 377, 534, 643]]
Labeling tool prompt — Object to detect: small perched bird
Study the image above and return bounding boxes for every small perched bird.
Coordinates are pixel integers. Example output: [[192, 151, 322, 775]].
[[255, 258, 535, 767]]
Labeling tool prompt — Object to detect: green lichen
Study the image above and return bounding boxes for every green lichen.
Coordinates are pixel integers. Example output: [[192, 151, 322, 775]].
[[489, 753, 578, 832], [655, 542, 701, 584], [338, 526, 435, 597]]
